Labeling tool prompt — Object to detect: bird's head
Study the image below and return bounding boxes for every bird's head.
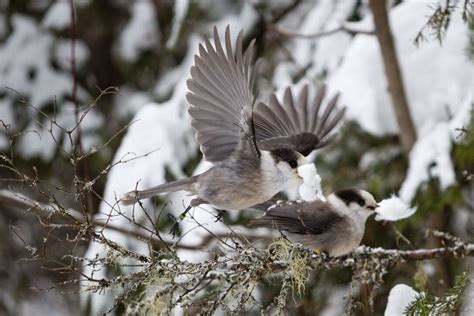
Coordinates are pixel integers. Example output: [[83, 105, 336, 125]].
[[329, 188, 379, 219], [266, 148, 307, 188]]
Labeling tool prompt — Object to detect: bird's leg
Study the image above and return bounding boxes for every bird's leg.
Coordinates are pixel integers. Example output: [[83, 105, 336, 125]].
[[178, 204, 192, 221], [178, 198, 206, 220], [214, 209, 226, 222], [171, 199, 205, 239]]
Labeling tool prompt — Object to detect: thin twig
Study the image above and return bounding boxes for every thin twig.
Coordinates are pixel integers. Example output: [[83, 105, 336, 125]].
[[270, 23, 375, 39]]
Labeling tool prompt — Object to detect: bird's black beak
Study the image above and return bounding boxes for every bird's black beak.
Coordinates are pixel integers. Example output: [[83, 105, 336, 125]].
[[367, 204, 380, 212]]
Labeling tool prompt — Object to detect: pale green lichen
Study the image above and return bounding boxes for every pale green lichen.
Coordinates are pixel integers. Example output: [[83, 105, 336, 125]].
[[268, 239, 311, 297]]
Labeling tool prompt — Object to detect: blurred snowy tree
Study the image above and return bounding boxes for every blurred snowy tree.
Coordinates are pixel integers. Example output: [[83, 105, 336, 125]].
[[0, 0, 473, 315]]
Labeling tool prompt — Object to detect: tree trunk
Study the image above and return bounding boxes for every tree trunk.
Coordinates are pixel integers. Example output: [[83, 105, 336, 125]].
[[369, 0, 417, 154]]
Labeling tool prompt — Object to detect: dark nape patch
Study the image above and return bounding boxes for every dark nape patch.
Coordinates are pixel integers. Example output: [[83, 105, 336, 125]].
[[269, 148, 298, 163], [334, 189, 365, 206]]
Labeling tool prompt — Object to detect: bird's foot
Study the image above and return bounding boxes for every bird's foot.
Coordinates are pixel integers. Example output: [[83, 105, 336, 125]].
[[214, 210, 226, 222], [313, 248, 329, 258], [167, 213, 180, 239]]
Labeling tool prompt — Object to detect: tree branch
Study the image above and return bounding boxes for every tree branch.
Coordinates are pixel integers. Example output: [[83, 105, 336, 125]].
[[270, 23, 375, 39], [368, 0, 417, 154], [0, 190, 183, 250]]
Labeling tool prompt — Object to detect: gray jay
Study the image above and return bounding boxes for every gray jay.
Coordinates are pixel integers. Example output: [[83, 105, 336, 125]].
[[120, 26, 345, 216], [251, 189, 379, 257]]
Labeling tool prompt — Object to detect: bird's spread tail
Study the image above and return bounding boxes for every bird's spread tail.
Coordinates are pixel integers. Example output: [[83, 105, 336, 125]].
[[119, 176, 198, 205]]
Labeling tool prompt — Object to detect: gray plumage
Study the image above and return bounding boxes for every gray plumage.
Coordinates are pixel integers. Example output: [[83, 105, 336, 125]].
[[120, 26, 345, 211], [251, 189, 378, 257]]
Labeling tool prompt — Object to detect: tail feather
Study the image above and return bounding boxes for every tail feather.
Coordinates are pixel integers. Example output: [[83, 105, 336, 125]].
[[119, 176, 198, 205]]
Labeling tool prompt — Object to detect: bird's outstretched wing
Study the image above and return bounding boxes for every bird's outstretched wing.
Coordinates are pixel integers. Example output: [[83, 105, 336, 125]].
[[254, 85, 345, 156], [250, 200, 345, 236], [187, 26, 260, 164]]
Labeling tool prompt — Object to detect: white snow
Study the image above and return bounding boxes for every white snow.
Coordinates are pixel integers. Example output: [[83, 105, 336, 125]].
[[320, 286, 349, 316], [399, 122, 455, 202], [42, 0, 91, 30], [326, 0, 474, 203], [399, 92, 473, 202], [297, 163, 325, 201], [374, 195, 417, 222], [0, 14, 93, 160], [0, 15, 76, 108], [385, 284, 418, 316], [328, 0, 474, 136], [272, 0, 356, 91], [42, 2, 71, 30], [114, 86, 152, 118], [53, 39, 89, 70], [118, 0, 160, 62]]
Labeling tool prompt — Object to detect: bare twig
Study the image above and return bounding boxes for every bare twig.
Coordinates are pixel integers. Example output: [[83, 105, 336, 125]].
[[269, 23, 375, 39]]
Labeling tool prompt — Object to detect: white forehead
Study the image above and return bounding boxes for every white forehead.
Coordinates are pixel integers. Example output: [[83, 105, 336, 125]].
[[359, 190, 376, 205]]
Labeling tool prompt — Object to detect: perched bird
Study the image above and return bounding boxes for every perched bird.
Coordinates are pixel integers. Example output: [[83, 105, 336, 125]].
[[120, 26, 345, 216], [251, 189, 379, 257]]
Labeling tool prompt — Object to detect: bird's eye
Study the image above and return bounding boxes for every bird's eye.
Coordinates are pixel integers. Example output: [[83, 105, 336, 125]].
[[357, 198, 365, 206], [288, 160, 298, 169]]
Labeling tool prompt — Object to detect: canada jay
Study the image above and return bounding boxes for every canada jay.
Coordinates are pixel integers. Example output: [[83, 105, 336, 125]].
[[120, 26, 345, 215], [251, 189, 379, 257]]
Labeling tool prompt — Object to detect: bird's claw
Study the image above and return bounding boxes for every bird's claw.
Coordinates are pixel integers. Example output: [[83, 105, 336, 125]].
[[169, 222, 180, 239], [214, 210, 226, 222], [167, 213, 179, 239]]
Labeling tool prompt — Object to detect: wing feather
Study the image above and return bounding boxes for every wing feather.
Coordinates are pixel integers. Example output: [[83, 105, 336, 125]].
[[250, 200, 346, 236], [254, 84, 345, 156], [187, 26, 259, 163]]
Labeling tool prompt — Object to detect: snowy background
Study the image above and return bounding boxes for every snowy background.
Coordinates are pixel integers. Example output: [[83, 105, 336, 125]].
[[0, 0, 473, 315]]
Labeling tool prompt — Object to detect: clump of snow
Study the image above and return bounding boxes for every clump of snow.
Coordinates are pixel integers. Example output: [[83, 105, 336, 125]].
[[53, 39, 89, 70], [42, 1, 91, 30], [0, 14, 93, 160], [114, 86, 152, 118], [399, 92, 473, 202], [42, 2, 71, 30], [399, 122, 455, 202], [297, 164, 325, 201], [0, 15, 78, 107], [385, 284, 418, 315], [118, 0, 160, 62], [374, 195, 416, 222]]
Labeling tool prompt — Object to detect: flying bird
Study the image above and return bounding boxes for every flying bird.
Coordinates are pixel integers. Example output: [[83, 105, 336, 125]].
[[251, 189, 378, 257], [120, 26, 345, 216]]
